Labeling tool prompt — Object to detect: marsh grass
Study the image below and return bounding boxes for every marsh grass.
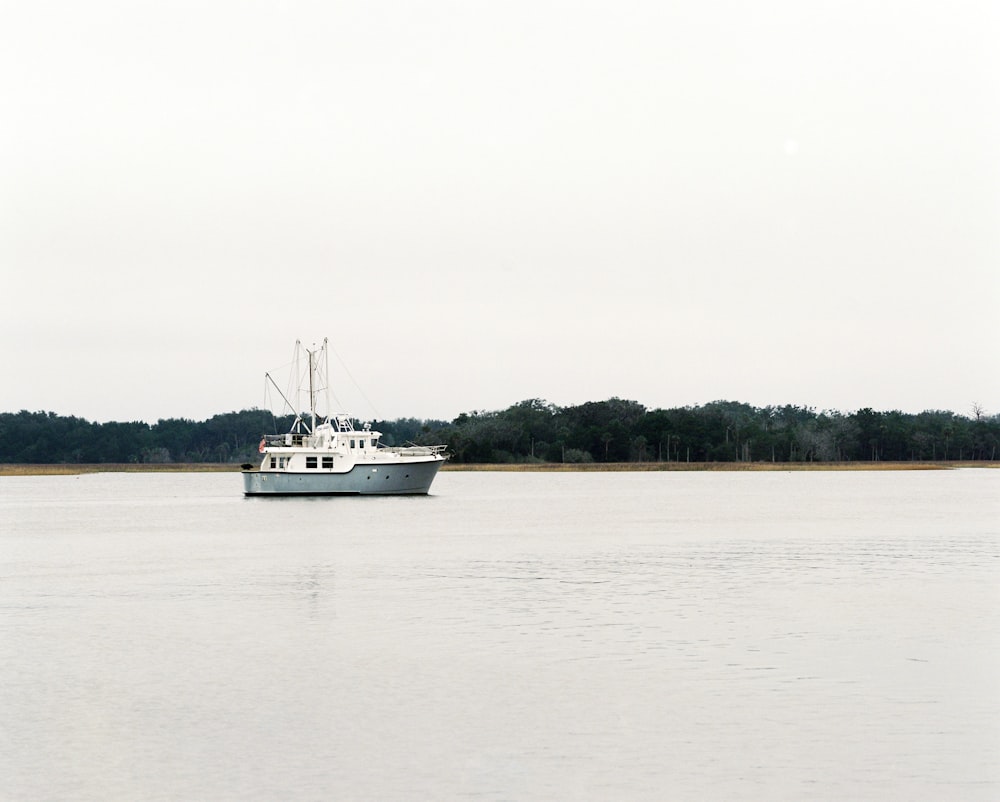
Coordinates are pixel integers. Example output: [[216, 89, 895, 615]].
[[442, 462, 984, 472], [0, 463, 239, 476], [2, 461, 992, 477]]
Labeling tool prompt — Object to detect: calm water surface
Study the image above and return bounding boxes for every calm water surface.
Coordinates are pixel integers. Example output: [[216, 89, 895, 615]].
[[1, 469, 998, 801]]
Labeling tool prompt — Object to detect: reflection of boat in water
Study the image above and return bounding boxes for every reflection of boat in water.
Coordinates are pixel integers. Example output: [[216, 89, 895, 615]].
[[242, 339, 448, 496]]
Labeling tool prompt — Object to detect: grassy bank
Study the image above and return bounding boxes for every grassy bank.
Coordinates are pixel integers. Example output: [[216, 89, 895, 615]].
[[2, 461, 995, 477], [442, 461, 994, 472], [0, 463, 239, 476]]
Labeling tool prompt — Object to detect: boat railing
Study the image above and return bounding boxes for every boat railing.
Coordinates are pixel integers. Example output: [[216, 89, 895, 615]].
[[380, 444, 449, 457], [264, 433, 308, 448]]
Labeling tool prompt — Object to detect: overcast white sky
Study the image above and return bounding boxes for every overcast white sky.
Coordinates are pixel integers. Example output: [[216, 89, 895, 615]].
[[2, 1, 997, 423]]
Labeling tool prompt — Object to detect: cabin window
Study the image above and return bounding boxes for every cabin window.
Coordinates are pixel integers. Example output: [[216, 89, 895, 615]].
[[279, 457, 287, 469], [359, 439, 366, 450], [350, 439, 356, 449], [269, 457, 276, 469], [322, 456, 333, 469], [306, 456, 317, 469]]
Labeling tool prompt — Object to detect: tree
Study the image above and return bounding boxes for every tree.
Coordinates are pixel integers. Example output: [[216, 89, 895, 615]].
[[3, 400, 996, 466]]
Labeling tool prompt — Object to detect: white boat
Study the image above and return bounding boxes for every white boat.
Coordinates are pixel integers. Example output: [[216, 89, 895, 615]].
[[242, 340, 448, 495]]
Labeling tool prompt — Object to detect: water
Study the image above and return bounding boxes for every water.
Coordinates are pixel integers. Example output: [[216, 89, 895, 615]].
[[1, 469, 998, 801]]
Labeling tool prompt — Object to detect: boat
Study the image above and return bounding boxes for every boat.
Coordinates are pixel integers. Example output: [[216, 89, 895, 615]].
[[242, 339, 448, 495]]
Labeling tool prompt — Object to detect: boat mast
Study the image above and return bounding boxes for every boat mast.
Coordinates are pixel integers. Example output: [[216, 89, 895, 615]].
[[308, 345, 316, 433], [322, 337, 331, 424], [293, 339, 303, 432]]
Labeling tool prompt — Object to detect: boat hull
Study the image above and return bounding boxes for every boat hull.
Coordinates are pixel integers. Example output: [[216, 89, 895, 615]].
[[242, 458, 444, 496]]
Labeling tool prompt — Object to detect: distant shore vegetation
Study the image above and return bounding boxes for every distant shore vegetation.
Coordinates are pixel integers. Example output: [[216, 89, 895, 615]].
[[1, 399, 997, 468]]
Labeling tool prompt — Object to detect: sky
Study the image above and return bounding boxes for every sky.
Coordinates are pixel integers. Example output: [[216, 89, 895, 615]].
[[2, 1, 997, 424]]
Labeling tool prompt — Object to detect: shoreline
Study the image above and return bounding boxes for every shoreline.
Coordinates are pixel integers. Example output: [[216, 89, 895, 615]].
[[1, 461, 995, 477], [443, 461, 995, 472]]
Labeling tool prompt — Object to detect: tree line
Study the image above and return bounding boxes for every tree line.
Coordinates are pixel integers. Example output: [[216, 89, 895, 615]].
[[1, 399, 997, 465]]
